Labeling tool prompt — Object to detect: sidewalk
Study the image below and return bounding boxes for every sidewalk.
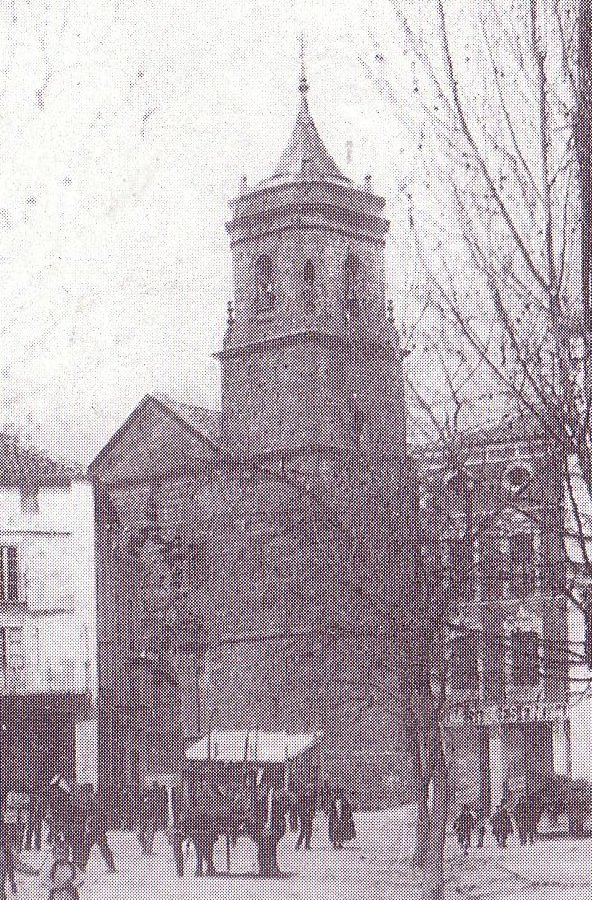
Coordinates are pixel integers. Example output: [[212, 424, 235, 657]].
[[9, 808, 592, 900]]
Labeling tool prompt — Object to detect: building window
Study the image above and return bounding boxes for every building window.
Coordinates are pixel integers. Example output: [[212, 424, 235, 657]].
[[344, 253, 361, 320], [255, 255, 275, 315], [350, 392, 363, 443], [450, 629, 480, 690], [445, 537, 473, 608], [482, 630, 506, 704], [0, 547, 19, 606], [511, 629, 539, 686], [506, 533, 535, 599], [480, 532, 502, 602], [0, 627, 6, 669], [303, 259, 316, 313]]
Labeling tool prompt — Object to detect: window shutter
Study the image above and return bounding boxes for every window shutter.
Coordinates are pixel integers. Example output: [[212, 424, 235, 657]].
[[6, 547, 18, 604], [511, 630, 539, 686], [451, 630, 480, 690]]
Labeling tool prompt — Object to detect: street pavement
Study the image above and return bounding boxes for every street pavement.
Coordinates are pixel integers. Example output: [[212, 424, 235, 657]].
[[8, 807, 592, 900]]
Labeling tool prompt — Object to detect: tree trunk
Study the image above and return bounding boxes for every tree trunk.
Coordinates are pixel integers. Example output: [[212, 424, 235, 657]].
[[412, 726, 449, 900], [420, 744, 448, 900]]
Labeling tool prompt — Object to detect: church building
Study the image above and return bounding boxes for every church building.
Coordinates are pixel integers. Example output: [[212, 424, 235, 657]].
[[89, 71, 417, 817]]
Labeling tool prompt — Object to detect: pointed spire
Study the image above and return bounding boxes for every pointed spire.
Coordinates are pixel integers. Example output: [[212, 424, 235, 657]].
[[299, 32, 309, 98], [262, 37, 351, 186]]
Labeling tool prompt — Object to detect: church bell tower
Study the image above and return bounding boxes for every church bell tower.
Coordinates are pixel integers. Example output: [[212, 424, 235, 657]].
[[219, 67, 406, 462]]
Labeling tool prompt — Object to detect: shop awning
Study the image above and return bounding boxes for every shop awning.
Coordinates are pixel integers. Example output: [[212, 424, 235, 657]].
[[185, 729, 324, 763]]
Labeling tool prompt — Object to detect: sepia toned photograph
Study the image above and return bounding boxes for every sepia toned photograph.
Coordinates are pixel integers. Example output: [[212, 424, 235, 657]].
[[1, 1, 592, 898]]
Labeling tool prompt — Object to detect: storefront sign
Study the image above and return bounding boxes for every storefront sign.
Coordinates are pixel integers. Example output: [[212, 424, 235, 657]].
[[448, 700, 568, 726]]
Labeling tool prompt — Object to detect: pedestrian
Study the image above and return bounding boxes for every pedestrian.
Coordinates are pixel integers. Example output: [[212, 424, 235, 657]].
[[328, 787, 351, 850], [491, 803, 513, 848], [75, 790, 116, 874], [453, 803, 476, 855], [255, 774, 286, 876], [137, 781, 157, 856], [474, 808, 487, 848], [320, 778, 330, 816], [513, 795, 529, 846], [47, 858, 81, 900], [1, 818, 39, 900], [525, 793, 543, 844], [24, 792, 43, 852], [295, 779, 316, 850]]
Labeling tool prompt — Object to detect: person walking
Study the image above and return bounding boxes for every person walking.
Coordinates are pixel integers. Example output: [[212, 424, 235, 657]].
[[328, 788, 346, 850], [513, 795, 529, 846], [75, 791, 116, 875], [491, 803, 513, 848], [525, 793, 543, 845], [137, 782, 157, 856], [255, 774, 286, 876], [1, 818, 39, 900], [24, 792, 44, 853], [294, 779, 316, 851], [453, 804, 476, 855]]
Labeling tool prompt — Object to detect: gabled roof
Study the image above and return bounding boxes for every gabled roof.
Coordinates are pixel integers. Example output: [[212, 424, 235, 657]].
[[262, 77, 350, 186], [151, 393, 221, 445], [0, 433, 81, 488], [88, 393, 222, 482]]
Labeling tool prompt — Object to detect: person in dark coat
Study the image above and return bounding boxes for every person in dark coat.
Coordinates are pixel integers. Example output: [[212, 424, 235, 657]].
[[328, 788, 355, 849], [24, 793, 44, 852], [175, 781, 217, 877], [48, 858, 80, 900], [137, 782, 157, 856], [255, 775, 286, 876], [491, 803, 513, 848], [453, 804, 476, 855], [513, 795, 529, 846], [525, 793, 543, 844], [295, 780, 316, 850], [73, 791, 116, 874], [1, 818, 39, 900]]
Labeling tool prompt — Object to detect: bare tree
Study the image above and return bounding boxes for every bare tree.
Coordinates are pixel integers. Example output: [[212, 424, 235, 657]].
[[358, 1, 592, 897]]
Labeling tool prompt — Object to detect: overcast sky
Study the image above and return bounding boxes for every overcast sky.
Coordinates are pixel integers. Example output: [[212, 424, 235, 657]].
[[0, 0, 427, 464]]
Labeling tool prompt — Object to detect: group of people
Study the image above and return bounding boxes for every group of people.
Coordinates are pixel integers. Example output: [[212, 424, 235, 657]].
[[2, 770, 358, 895], [453, 793, 546, 854], [1, 776, 117, 900], [170, 771, 357, 878]]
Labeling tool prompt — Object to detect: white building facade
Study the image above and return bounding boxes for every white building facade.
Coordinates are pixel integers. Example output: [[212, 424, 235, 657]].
[[0, 440, 97, 794]]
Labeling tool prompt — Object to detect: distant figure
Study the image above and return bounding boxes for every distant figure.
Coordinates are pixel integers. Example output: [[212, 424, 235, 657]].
[[175, 780, 216, 877], [137, 782, 157, 856], [453, 804, 476, 855], [567, 791, 588, 838], [1, 818, 39, 900], [72, 790, 116, 874], [491, 803, 513, 848], [525, 793, 543, 844], [24, 792, 44, 852], [320, 779, 330, 816], [255, 774, 286, 876], [473, 807, 488, 848], [48, 858, 80, 900], [513, 795, 529, 846], [295, 779, 316, 850], [328, 788, 355, 850]]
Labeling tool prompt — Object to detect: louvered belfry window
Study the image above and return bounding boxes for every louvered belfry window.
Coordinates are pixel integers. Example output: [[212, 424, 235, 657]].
[[0, 547, 19, 605], [511, 629, 540, 686], [451, 629, 480, 690]]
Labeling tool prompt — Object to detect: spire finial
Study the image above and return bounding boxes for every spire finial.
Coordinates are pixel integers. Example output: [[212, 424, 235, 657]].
[[299, 32, 309, 95]]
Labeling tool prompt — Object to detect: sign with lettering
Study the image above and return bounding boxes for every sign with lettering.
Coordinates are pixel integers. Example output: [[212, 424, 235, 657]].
[[448, 701, 568, 726]]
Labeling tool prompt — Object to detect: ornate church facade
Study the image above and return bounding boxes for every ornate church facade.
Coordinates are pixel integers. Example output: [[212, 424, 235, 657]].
[[89, 73, 417, 817]]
